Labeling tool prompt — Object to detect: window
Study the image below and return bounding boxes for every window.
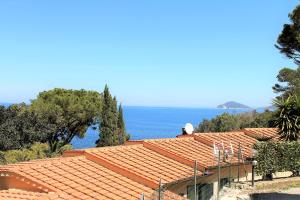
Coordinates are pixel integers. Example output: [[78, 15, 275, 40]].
[[220, 178, 229, 190], [187, 183, 213, 200]]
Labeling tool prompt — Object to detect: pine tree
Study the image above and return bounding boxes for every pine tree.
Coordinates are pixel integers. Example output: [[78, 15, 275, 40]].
[[96, 85, 118, 147], [117, 104, 127, 144]]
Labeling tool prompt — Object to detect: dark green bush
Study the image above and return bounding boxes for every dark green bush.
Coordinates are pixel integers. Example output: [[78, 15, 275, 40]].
[[253, 142, 279, 176], [0, 151, 5, 165], [253, 141, 300, 177], [196, 110, 274, 133], [0, 142, 72, 165]]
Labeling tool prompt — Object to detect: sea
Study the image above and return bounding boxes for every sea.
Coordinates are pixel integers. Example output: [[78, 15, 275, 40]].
[[71, 106, 250, 149]]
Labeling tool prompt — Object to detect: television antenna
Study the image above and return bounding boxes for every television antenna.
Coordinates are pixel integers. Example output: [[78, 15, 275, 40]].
[[213, 140, 234, 200]]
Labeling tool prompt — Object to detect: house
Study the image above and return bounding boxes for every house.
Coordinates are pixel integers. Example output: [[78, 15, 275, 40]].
[[0, 128, 278, 200]]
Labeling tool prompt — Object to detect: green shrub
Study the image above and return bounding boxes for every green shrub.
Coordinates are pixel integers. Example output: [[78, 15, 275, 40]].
[[50, 143, 73, 157], [0, 142, 72, 165], [277, 141, 300, 173], [3, 142, 50, 164], [196, 110, 274, 133], [253, 142, 279, 176], [0, 151, 5, 165], [254, 141, 300, 177]]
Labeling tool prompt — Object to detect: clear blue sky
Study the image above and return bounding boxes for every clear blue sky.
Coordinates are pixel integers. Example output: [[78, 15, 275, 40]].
[[0, 0, 298, 108]]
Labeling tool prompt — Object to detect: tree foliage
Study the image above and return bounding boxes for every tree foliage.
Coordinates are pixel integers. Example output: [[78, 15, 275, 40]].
[[0, 104, 48, 151], [96, 85, 119, 147], [272, 67, 300, 99], [276, 5, 300, 65], [96, 85, 129, 147], [253, 142, 279, 177], [254, 141, 300, 177], [117, 104, 129, 144], [273, 95, 300, 141], [196, 110, 274, 133], [30, 88, 102, 152], [274, 4, 300, 99], [2, 143, 50, 164], [0, 86, 128, 164], [0, 142, 72, 165]]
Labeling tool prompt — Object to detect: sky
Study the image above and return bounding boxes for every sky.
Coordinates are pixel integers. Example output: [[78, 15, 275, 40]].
[[0, 0, 299, 108]]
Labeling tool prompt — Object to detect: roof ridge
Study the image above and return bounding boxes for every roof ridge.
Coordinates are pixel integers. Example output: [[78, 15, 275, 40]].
[[244, 127, 277, 130], [194, 131, 245, 135], [143, 137, 193, 141], [142, 141, 207, 171], [0, 156, 84, 169], [69, 144, 143, 152]]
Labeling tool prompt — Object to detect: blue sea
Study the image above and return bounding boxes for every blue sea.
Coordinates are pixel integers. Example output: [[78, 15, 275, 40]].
[[72, 106, 250, 149]]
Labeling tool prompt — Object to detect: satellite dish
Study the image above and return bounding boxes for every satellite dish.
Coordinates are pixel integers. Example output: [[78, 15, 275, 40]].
[[184, 123, 194, 134]]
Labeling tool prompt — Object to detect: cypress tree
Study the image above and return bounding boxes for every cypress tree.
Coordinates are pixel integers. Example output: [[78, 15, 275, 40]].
[[117, 104, 127, 144], [96, 85, 118, 147], [111, 96, 119, 145]]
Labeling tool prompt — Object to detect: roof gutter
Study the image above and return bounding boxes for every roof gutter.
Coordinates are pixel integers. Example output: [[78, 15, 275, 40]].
[[206, 160, 252, 170], [162, 172, 213, 190]]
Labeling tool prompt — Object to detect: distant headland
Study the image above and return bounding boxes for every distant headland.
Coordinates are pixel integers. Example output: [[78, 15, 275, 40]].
[[217, 101, 251, 109]]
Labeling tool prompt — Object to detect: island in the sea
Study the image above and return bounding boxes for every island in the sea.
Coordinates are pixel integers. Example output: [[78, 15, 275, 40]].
[[217, 101, 251, 109]]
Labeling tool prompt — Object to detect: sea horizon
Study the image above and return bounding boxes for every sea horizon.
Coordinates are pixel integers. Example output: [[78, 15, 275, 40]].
[[0, 103, 263, 149], [72, 106, 251, 149], [1, 102, 269, 110]]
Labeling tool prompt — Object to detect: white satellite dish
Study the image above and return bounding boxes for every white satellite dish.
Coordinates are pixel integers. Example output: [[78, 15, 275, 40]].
[[184, 123, 194, 134]]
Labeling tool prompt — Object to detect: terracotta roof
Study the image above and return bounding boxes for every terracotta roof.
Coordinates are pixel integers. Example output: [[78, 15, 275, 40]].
[[143, 137, 216, 168], [0, 156, 186, 200], [243, 128, 279, 140], [85, 144, 198, 185], [194, 131, 257, 157]]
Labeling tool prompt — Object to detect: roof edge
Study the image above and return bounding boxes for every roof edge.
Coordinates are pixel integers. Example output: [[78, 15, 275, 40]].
[[0, 170, 56, 193], [63, 150, 85, 157]]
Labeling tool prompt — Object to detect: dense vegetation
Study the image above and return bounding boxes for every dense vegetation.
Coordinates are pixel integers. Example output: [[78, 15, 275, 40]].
[[253, 142, 300, 179], [30, 88, 103, 152], [272, 67, 300, 100], [251, 4, 300, 181], [273, 95, 300, 141], [0, 103, 48, 151], [273, 4, 300, 141], [0, 143, 72, 165], [196, 110, 274, 133], [0, 86, 128, 164], [96, 85, 129, 147]]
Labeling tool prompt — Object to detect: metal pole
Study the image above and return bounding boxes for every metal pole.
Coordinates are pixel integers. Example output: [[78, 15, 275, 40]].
[[158, 179, 162, 200], [194, 160, 197, 200], [217, 150, 221, 200], [229, 162, 232, 188], [252, 162, 255, 187], [140, 193, 144, 200], [237, 143, 241, 183]]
